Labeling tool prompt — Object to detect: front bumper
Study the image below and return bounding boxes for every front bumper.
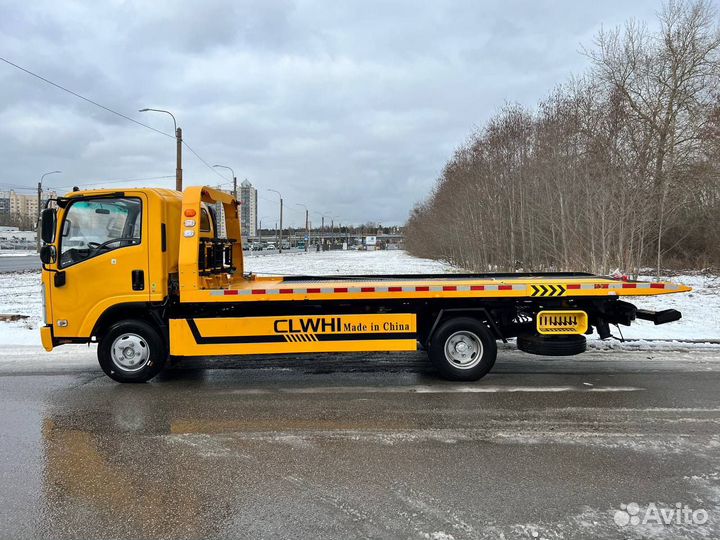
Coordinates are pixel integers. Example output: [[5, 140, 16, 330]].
[[40, 325, 54, 352]]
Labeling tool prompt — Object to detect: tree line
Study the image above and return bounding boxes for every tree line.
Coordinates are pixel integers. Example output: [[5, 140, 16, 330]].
[[406, 0, 720, 275]]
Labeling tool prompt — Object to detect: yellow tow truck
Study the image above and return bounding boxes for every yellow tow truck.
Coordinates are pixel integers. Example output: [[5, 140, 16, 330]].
[[38, 185, 691, 383]]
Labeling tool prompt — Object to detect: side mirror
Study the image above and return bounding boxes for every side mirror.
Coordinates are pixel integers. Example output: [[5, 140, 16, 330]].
[[39, 244, 57, 265], [41, 208, 57, 244]]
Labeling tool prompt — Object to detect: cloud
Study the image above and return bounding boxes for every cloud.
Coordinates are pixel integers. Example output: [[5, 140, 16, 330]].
[[0, 0, 661, 225]]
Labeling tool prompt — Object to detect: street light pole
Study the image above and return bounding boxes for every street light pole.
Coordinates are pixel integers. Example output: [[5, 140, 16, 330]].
[[139, 108, 182, 191], [268, 189, 283, 253], [37, 170, 61, 251], [259, 216, 272, 242], [212, 164, 237, 200], [333, 215, 341, 249], [313, 212, 331, 251], [296, 204, 309, 252]]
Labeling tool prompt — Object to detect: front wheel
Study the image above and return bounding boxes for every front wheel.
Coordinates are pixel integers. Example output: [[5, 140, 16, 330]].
[[428, 317, 497, 381], [98, 320, 166, 383]]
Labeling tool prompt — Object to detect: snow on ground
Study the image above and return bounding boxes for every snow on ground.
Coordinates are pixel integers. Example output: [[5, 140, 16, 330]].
[[0, 250, 36, 257], [611, 273, 720, 342], [243, 249, 458, 276], [0, 270, 42, 346], [0, 250, 717, 350]]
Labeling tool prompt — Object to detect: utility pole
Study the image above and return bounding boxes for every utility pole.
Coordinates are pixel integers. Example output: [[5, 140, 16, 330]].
[[259, 216, 271, 243], [139, 108, 182, 191], [36, 181, 41, 251], [314, 212, 330, 251], [175, 126, 183, 191], [296, 204, 309, 252], [36, 170, 61, 251], [268, 189, 283, 253]]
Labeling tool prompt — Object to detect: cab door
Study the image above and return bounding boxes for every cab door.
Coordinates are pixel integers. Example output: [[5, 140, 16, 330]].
[[50, 193, 150, 339]]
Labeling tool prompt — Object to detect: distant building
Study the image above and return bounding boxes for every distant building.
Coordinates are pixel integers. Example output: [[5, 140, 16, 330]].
[[239, 179, 257, 237], [0, 189, 57, 218]]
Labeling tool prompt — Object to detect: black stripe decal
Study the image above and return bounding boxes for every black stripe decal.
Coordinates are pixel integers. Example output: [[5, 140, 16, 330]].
[[186, 319, 286, 344], [184, 319, 415, 346]]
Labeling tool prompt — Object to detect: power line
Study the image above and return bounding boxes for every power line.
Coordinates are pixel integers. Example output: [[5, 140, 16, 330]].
[[0, 56, 175, 139], [0, 183, 36, 192], [182, 141, 230, 182], [53, 175, 175, 189], [0, 56, 233, 186], [0, 56, 334, 223], [2, 176, 176, 194]]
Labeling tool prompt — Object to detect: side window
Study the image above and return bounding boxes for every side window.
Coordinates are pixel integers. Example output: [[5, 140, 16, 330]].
[[59, 197, 142, 268]]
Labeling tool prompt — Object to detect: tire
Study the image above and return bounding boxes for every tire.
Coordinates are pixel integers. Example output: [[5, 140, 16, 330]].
[[98, 320, 166, 383], [428, 317, 497, 381], [517, 334, 586, 356]]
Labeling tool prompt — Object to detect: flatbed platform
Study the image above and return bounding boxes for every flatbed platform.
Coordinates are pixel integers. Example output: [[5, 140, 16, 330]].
[[278, 271, 596, 282], [191, 273, 690, 302]]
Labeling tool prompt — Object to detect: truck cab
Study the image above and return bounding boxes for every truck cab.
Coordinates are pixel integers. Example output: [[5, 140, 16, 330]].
[[40, 189, 181, 350]]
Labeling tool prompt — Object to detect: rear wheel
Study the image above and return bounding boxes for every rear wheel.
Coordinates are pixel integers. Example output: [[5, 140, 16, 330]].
[[98, 320, 166, 383], [428, 317, 497, 381]]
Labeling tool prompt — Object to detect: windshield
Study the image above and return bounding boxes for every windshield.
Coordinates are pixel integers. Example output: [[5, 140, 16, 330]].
[[59, 197, 142, 268]]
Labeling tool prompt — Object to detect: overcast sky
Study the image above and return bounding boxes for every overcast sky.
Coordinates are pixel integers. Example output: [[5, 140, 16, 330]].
[[0, 0, 662, 226]]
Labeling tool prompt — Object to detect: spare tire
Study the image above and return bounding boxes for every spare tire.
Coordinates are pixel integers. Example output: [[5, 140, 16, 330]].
[[517, 334, 586, 356]]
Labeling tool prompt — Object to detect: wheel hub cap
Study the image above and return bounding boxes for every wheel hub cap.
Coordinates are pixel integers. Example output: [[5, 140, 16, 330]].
[[444, 330, 483, 370], [111, 334, 150, 372]]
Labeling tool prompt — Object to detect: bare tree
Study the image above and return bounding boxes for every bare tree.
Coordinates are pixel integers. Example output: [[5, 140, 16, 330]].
[[588, 0, 720, 274], [406, 0, 720, 275]]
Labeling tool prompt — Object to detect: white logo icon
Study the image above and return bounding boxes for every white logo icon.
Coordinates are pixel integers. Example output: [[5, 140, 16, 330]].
[[614, 502, 641, 526]]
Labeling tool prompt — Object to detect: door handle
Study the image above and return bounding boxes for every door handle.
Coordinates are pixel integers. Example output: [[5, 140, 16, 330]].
[[131, 270, 145, 291]]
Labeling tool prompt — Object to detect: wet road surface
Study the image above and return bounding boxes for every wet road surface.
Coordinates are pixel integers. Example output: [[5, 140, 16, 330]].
[[1, 348, 719, 539]]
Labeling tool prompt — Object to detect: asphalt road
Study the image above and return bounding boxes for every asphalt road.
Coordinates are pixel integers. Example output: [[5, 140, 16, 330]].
[[0, 254, 39, 273], [1, 347, 719, 539]]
